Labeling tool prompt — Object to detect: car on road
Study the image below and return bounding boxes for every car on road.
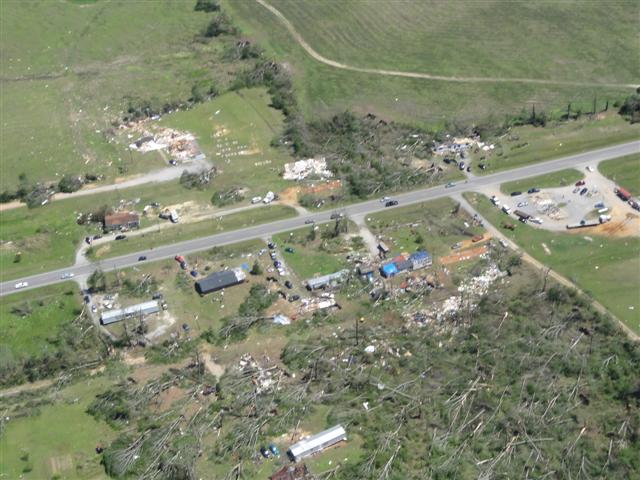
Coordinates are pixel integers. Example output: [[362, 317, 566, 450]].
[[510, 191, 522, 196], [284, 280, 293, 289], [14, 281, 28, 289], [586, 166, 594, 172], [380, 196, 390, 202], [385, 200, 399, 207], [330, 212, 344, 220], [138, 255, 147, 261], [115, 234, 126, 240], [527, 187, 540, 194], [575, 180, 586, 186], [499, 239, 509, 248], [304, 219, 315, 224], [60, 272, 74, 279], [445, 182, 456, 188]]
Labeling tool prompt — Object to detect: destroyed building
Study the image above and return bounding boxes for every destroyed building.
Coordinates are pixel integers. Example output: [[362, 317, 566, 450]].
[[103, 212, 140, 232]]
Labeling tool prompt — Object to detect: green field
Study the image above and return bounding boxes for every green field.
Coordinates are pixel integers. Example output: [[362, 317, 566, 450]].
[[464, 192, 640, 334], [226, 0, 637, 127], [472, 113, 640, 174], [0, 282, 80, 360], [0, 379, 116, 480], [500, 169, 584, 195], [598, 154, 640, 196], [90, 205, 296, 260], [0, 0, 246, 190]]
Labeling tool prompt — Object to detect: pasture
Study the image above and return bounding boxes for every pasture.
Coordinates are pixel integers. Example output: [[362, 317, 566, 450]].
[[598, 154, 640, 196], [0, 0, 242, 190], [226, 0, 637, 127], [464, 192, 640, 334]]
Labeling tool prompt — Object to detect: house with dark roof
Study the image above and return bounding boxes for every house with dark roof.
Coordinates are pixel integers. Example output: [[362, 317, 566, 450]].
[[195, 268, 246, 294]]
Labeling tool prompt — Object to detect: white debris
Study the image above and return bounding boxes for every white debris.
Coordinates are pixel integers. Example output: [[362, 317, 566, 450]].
[[364, 345, 376, 354], [283, 158, 333, 181]]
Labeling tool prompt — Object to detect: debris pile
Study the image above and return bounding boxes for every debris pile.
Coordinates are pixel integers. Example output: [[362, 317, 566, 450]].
[[237, 354, 283, 395], [299, 293, 337, 313], [283, 158, 333, 181], [128, 127, 203, 162]]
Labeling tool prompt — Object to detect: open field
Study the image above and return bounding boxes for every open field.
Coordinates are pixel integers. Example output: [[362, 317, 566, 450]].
[[0, 378, 116, 480], [90, 205, 296, 260], [464, 192, 640, 334], [0, 282, 80, 360], [471, 113, 640, 174], [0, 0, 248, 190], [500, 169, 584, 195], [598, 153, 640, 196], [226, 0, 637, 127]]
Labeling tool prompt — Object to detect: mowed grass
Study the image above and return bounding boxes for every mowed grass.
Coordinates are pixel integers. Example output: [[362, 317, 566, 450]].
[[0, 282, 80, 360], [500, 169, 584, 195], [0, 0, 242, 189], [0, 378, 116, 480], [472, 113, 640, 174], [366, 197, 484, 258], [159, 88, 292, 195], [464, 192, 640, 334], [598, 154, 640, 196], [226, 0, 636, 127], [91, 205, 297, 260]]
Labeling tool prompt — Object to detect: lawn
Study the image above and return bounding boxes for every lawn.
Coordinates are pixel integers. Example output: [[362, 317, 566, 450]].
[[500, 169, 584, 195], [464, 192, 640, 334], [598, 153, 640, 196], [0, 378, 116, 480], [472, 113, 640, 174], [90, 205, 297, 260], [0, 0, 248, 190], [366, 197, 485, 259], [0, 282, 80, 360], [225, 0, 637, 127]]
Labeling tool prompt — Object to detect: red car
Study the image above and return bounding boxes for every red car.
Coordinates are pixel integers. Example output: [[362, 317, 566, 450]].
[[575, 180, 586, 186]]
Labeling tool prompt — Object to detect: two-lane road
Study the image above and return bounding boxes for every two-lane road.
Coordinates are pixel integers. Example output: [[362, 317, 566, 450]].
[[1, 140, 638, 297]]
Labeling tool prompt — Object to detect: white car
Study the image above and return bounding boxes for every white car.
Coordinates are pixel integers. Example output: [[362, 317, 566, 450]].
[[61, 272, 74, 279], [14, 281, 28, 289], [586, 166, 594, 172]]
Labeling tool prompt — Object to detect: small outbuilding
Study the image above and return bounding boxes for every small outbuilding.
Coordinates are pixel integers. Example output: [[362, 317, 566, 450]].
[[195, 269, 246, 294], [104, 212, 140, 232], [287, 425, 347, 462]]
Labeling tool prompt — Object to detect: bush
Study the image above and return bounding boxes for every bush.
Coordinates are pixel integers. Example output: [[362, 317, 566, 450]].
[[619, 94, 640, 123], [203, 13, 237, 38], [194, 0, 219, 12], [57, 174, 84, 193]]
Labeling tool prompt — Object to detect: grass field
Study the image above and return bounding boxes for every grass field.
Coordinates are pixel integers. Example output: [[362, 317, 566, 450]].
[[90, 205, 296, 260], [598, 154, 640, 196], [472, 113, 640, 174], [0, 378, 116, 480], [0, 0, 246, 190], [464, 192, 640, 334], [225, 0, 637, 127], [0, 282, 80, 360], [500, 169, 584, 195]]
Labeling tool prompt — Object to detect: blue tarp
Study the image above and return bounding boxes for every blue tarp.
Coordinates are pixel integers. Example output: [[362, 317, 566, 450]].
[[241, 263, 250, 270], [380, 263, 398, 277]]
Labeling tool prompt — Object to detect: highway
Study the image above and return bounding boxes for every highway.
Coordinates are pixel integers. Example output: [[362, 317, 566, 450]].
[[1, 140, 638, 297]]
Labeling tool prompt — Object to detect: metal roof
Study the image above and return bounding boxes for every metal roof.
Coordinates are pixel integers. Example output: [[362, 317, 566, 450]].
[[195, 269, 245, 294], [306, 269, 349, 289], [288, 425, 347, 460], [409, 250, 431, 260], [101, 300, 159, 325], [104, 212, 139, 226]]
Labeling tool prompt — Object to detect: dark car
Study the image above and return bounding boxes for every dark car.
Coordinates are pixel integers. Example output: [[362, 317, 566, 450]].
[[268, 242, 275, 250], [138, 255, 147, 261], [83, 295, 91, 304], [93, 234, 102, 240], [575, 180, 586, 186], [330, 212, 343, 220], [466, 166, 471, 172], [190, 270, 198, 277], [304, 219, 315, 224], [478, 163, 486, 170], [288, 294, 300, 302], [579, 187, 588, 195], [259, 447, 271, 459], [152, 292, 163, 300], [284, 280, 293, 289], [458, 162, 465, 170], [285, 247, 295, 253], [274, 261, 282, 268], [527, 187, 540, 194], [115, 234, 126, 240], [385, 200, 399, 207], [269, 444, 280, 456], [510, 191, 522, 197], [169, 159, 177, 166]]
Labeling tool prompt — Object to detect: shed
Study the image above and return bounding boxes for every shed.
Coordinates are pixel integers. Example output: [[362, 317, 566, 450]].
[[195, 269, 246, 294], [104, 212, 139, 232], [380, 263, 398, 278], [100, 300, 159, 325], [377, 242, 390, 254], [287, 425, 347, 462]]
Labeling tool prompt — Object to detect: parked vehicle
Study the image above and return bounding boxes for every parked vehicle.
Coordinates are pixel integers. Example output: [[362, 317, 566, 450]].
[[115, 234, 126, 240], [274, 261, 282, 268], [259, 447, 271, 459], [251, 196, 262, 204], [490, 196, 500, 206], [510, 191, 522, 197], [285, 247, 295, 253], [385, 200, 399, 207], [478, 163, 486, 170], [517, 201, 528, 208], [270, 252, 277, 260], [288, 294, 300, 302], [380, 196, 390, 202], [284, 280, 293, 289], [575, 180, 585, 186], [471, 234, 484, 243], [14, 281, 28, 289], [501, 205, 512, 214], [466, 166, 472, 172], [527, 187, 540, 194], [138, 255, 147, 261], [330, 212, 344, 219], [190, 270, 198, 277], [458, 162, 465, 170], [499, 239, 509, 248], [269, 444, 280, 457], [445, 182, 456, 188], [169, 159, 177, 166], [60, 272, 74, 279], [268, 242, 275, 249], [579, 187, 588, 195], [304, 219, 315, 224]]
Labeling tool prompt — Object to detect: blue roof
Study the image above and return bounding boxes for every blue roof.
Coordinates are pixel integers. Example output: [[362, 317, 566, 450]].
[[380, 263, 398, 276], [409, 250, 431, 260]]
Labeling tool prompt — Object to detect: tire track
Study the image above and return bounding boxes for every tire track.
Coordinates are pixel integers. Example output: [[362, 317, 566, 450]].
[[256, 0, 637, 89]]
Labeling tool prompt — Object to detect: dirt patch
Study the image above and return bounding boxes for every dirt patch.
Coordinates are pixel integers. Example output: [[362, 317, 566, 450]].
[[49, 455, 73, 474], [203, 353, 225, 378], [122, 351, 146, 366], [439, 245, 488, 265], [155, 385, 186, 412], [578, 211, 640, 238], [0, 200, 24, 211], [94, 244, 111, 257]]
